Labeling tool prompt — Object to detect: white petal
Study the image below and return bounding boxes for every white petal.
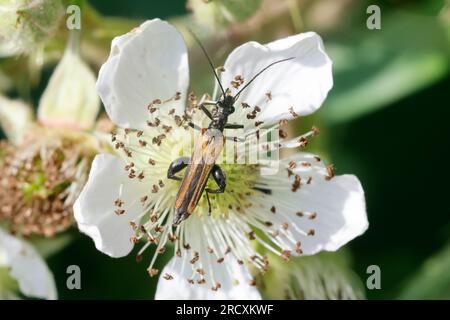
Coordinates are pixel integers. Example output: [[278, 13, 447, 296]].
[[223, 32, 332, 125], [155, 255, 261, 300], [284, 175, 367, 255], [0, 228, 57, 300], [256, 153, 367, 255], [74, 154, 147, 257], [97, 19, 189, 130], [0, 95, 33, 145], [294, 175, 367, 254]]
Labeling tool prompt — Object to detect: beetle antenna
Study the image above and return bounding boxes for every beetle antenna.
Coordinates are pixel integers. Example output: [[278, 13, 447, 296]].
[[188, 30, 227, 98], [234, 57, 295, 100]]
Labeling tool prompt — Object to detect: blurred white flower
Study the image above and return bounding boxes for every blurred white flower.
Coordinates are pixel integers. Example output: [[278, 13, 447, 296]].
[[0, 228, 56, 300], [74, 19, 368, 299], [0, 28, 104, 300], [0, 0, 64, 57], [0, 31, 102, 238]]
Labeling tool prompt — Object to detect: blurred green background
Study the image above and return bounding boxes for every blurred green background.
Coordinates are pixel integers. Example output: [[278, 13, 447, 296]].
[[1, 0, 449, 299]]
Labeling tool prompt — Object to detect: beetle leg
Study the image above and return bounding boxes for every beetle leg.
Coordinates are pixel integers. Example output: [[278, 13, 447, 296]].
[[167, 157, 190, 181], [188, 122, 202, 131], [225, 135, 245, 142], [205, 164, 226, 214], [224, 124, 245, 142], [197, 94, 216, 120], [199, 104, 214, 120], [224, 123, 244, 129]]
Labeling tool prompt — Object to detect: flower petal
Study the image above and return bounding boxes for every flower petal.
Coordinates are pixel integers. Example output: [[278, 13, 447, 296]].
[[254, 153, 367, 256], [97, 19, 189, 130], [223, 32, 332, 125], [74, 154, 147, 257], [290, 174, 368, 254], [0, 228, 57, 300], [0, 95, 33, 145], [155, 255, 261, 300]]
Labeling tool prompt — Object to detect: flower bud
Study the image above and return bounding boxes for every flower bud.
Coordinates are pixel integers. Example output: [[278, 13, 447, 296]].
[[258, 251, 366, 300], [38, 32, 100, 130]]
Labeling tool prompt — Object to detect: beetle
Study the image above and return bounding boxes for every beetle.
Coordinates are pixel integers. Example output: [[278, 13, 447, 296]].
[[167, 33, 294, 225]]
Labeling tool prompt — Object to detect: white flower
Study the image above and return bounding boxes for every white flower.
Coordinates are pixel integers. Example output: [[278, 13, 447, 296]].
[[0, 228, 56, 300], [0, 32, 101, 237], [74, 19, 368, 299]]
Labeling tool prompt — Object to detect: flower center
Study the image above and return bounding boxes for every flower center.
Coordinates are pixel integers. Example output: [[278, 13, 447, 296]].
[[109, 92, 324, 289]]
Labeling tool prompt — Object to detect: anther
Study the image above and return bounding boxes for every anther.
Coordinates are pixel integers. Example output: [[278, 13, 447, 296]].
[[129, 221, 137, 230], [312, 126, 320, 136], [114, 198, 124, 207], [279, 129, 288, 139], [196, 268, 205, 275], [163, 273, 173, 280], [147, 268, 159, 277], [288, 107, 299, 118], [212, 282, 222, 291], [288, 161, 297, 169], [292, 175, 301, 192], [326, 164, 335, 180], [157, 247, 166, 254], [281, 250, 291, 262], [309, 212, 317, 220], [140, 195, 148, 204], [298, 137, 308, 148]]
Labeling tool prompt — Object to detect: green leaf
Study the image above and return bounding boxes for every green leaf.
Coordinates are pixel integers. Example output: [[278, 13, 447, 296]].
[[398, 242, 450, 299], [188, 0, 261, 30], [219, 0, 262, 22], [321, 10, 450, 124], [30, 232, 73, 258]]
